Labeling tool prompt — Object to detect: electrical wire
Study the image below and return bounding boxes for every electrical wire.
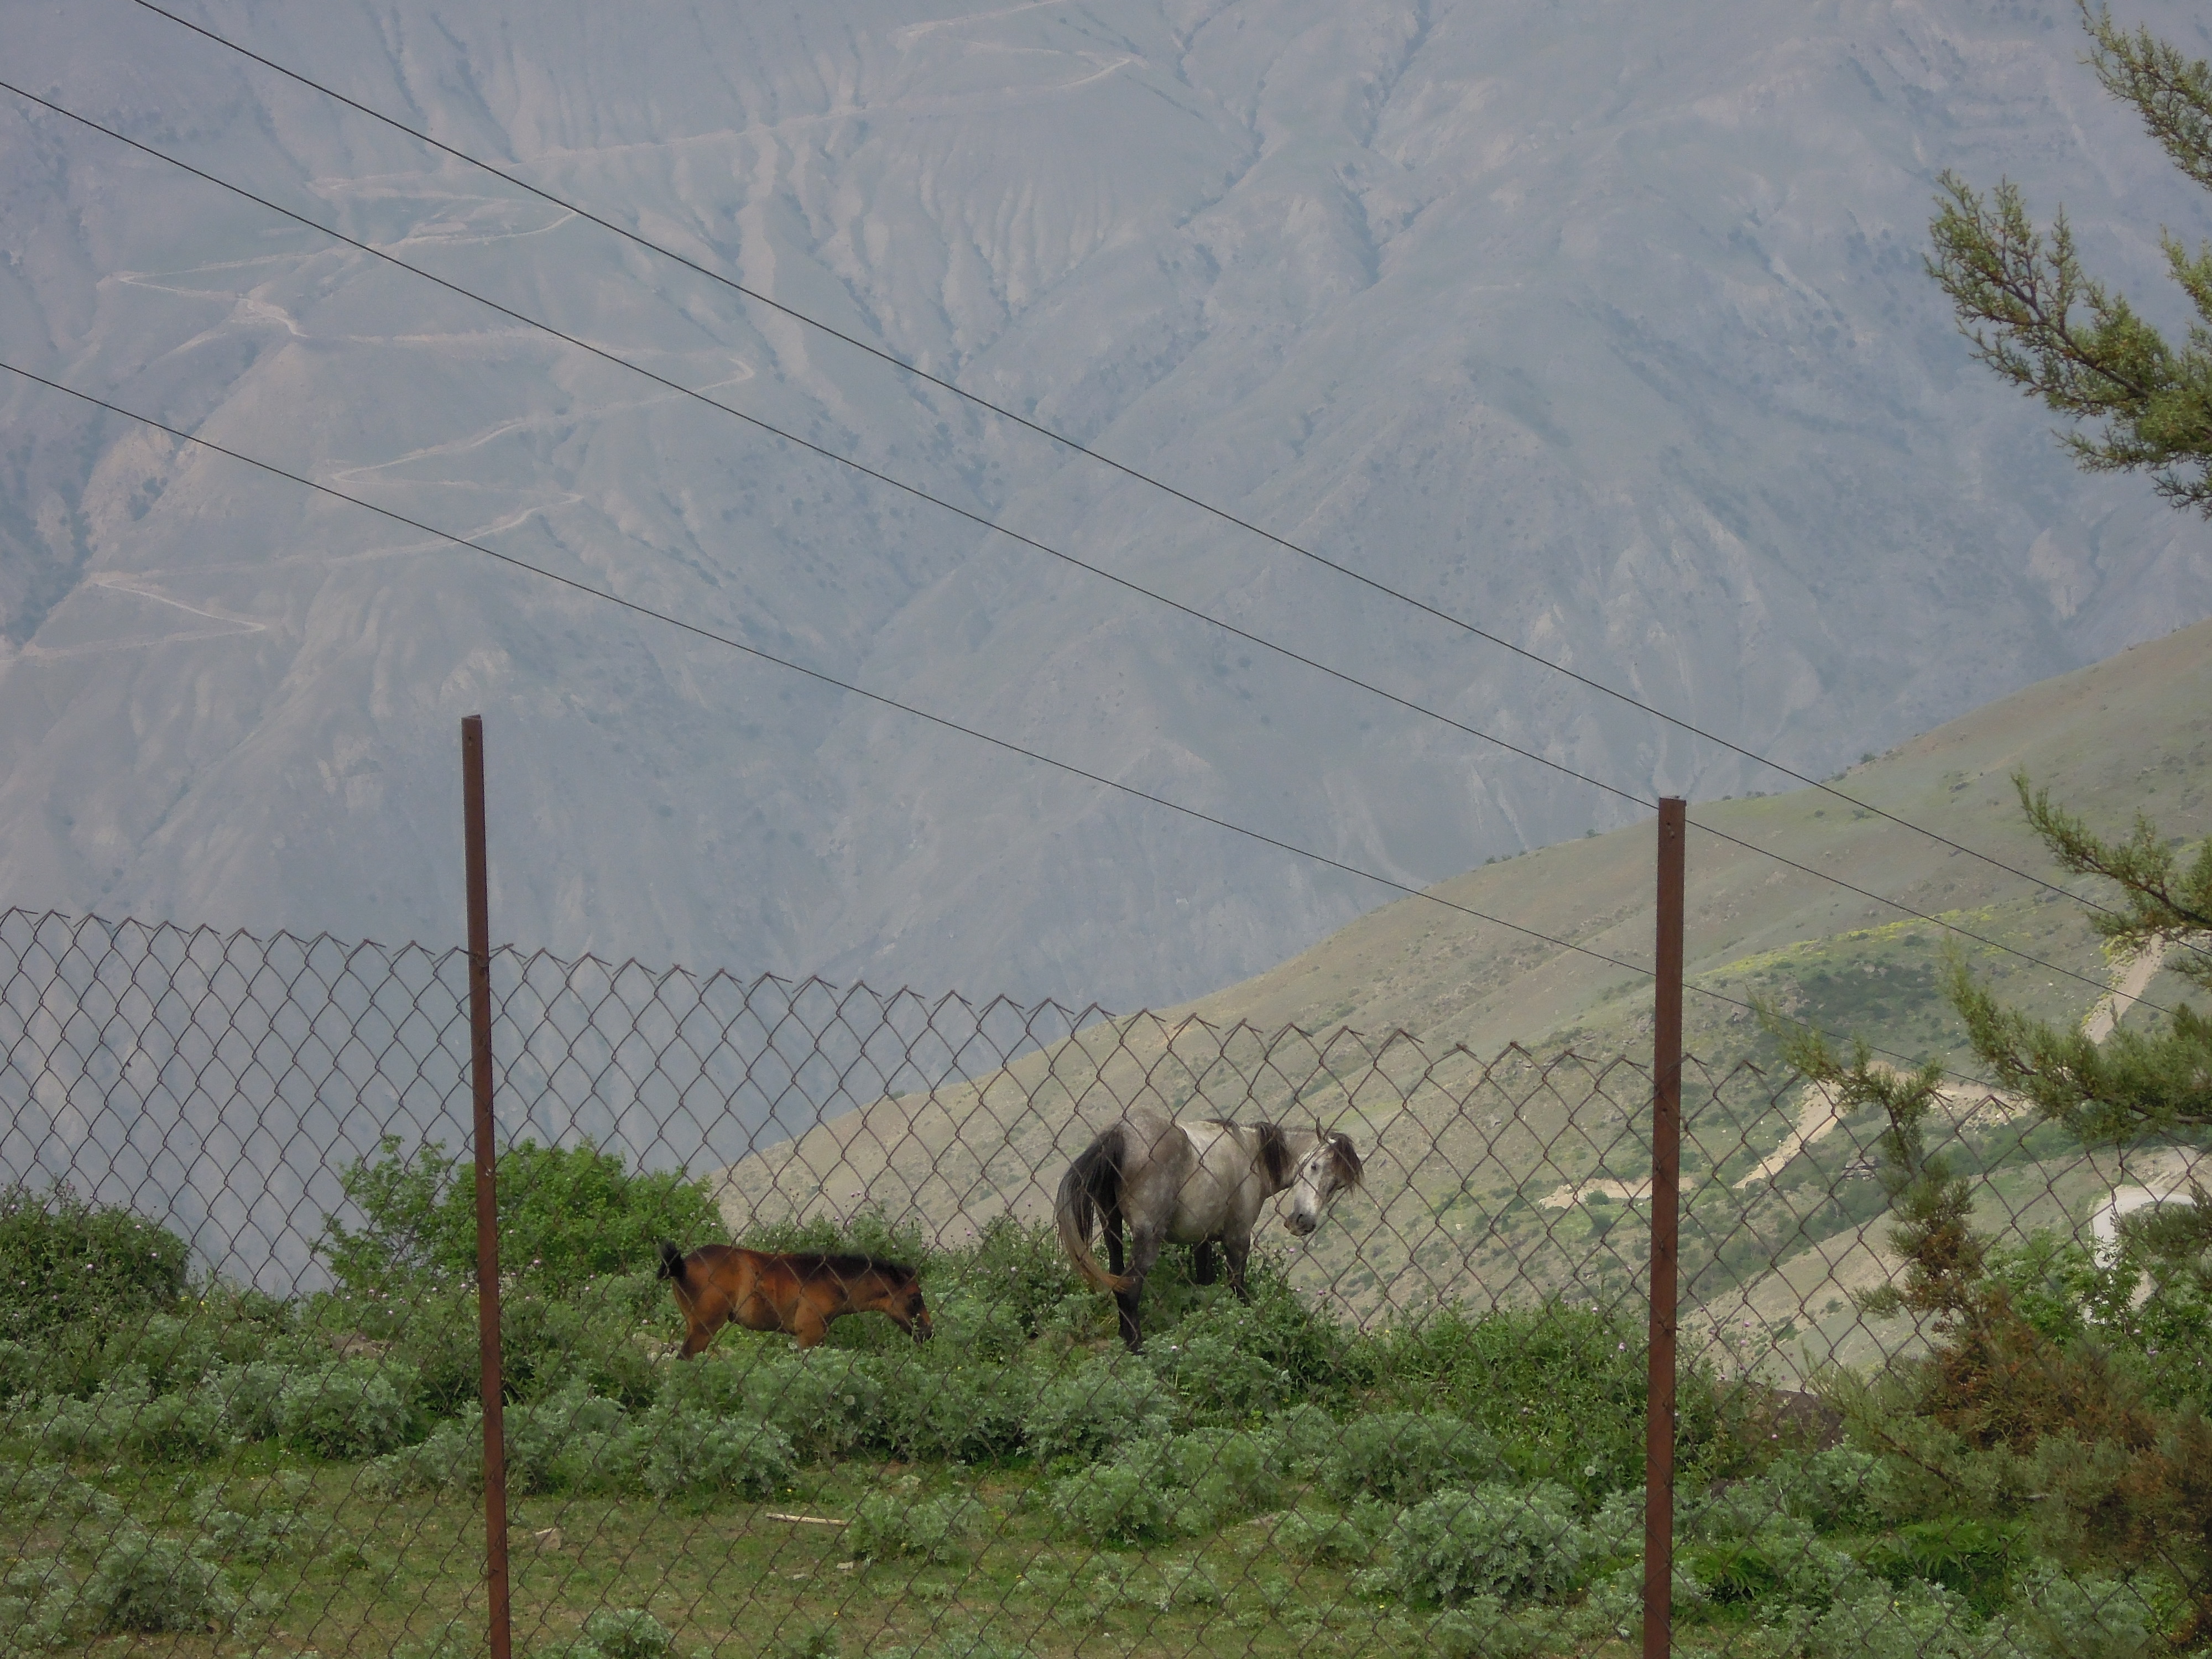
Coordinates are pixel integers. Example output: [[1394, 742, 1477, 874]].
[[0, 80, 2162, 1022], [119, 0, 2190, 947], [0, 357, 2010, 1091]]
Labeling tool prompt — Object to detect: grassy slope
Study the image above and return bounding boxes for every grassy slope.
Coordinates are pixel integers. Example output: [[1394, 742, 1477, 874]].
[[716, 621, 2212, 1375]]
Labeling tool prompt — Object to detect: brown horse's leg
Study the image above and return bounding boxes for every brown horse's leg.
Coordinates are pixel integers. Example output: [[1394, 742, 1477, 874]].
[[678, 1284, 732, 1357], [790, 1307, 830, 1349], [1191, 1240, 1218, 1286]]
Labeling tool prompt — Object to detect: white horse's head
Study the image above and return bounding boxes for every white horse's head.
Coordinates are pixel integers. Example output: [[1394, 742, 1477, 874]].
[[1285, 1126, 1363, 1236]]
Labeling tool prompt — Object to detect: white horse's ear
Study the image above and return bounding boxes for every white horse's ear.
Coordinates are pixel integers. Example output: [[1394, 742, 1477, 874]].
[[1314, 1121, 1325, 1145]]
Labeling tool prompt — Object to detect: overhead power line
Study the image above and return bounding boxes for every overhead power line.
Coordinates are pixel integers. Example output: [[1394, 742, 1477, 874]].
[[0, 80, 2162, 1020], [119, 0, 2169, 937], [0, 357, 2009, 1091]]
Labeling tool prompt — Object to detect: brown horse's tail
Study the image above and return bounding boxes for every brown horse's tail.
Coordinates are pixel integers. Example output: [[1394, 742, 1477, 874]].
[[1056, 1128, 1133, 1293], [656, 1240, 688, 1287]]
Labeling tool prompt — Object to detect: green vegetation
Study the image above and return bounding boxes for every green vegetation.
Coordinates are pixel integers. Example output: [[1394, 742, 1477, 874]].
[[319, 1136, 722, 1296], [7, 1129, 2211, 1658], [1930, 4, 2212, 515]]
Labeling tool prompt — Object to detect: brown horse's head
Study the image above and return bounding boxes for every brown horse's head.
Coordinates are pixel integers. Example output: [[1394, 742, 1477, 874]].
[[825, 1254, 933, 1343], [877, 1269, 933, 1343]]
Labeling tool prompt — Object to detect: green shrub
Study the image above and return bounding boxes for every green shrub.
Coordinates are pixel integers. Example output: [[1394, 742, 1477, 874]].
[[1689, 1518, 1867, 1614], [1269, 1402, 1340, 1475], [318, 1136, 719, 1295], [364, 1415, 481, 1495], [199, 1360, 291, 1442], [1424, 1597, 1551, 1659], [1047, 1438, 1181, 1543], [0, 1553, 85, 1651], [1375, 1302, 1715, 1496], [1274, 1507, 1373, 1566], [580, 1606, 677, 1659], [881, 1358, 1032, 1463], [1026, 1355, 1174, 1463], [946, 1215, 1076, 1338], [2001, 1561, 2163, 1659], [0, 1185, 190, 1342], [1859, 1517, 2017, 1616], [1318, 1411, 1502, 1505], [1380, 1481, 1592, 1606], [506, 1384, 637, 1494], [17, 1375, 228, 1462], [492, 1277, 668, 1406], [738, 1349, 888, 1461], [1806, 1582, 1983, 1659], [634, 1402, 794, 1498], [846, 1488, 980, 1563], [194, 1503, 301, 1566], [919, 1288, 1029, 1365], [1719, 1444, 1894, 1536], [275, 1361, 411, 1458], [1168, 1427, 1286, 1527], [83, 1528, 236, 1634]]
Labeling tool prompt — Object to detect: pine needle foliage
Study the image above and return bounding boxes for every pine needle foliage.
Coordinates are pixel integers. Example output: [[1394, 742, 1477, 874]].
[[1928, 4, 2212, 513]]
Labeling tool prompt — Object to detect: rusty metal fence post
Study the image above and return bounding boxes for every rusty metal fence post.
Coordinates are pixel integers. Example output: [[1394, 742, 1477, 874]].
[[1644, 797, 1685, 1659], [462, 714, 513, 1659]]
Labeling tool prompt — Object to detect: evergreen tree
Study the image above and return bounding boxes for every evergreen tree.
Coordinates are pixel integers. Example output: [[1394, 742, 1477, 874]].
[[1929, 4, 2212, 513]]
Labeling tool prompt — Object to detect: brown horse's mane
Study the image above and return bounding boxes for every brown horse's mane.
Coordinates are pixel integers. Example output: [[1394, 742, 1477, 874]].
[[775, 1249, 918, 1288]]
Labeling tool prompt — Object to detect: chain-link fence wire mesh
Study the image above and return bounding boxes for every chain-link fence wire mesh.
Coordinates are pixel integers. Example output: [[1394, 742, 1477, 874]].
[[0, 907, 2198, 1657]]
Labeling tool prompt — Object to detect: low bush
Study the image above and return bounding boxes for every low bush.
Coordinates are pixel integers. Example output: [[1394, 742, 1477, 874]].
[[579, 1606, 677, 1659], [1424, 1597, 1552, 1659], [16, 1374, 228, 1462], [505, 1384, 637, 1495], [1378, 1481, 1592, 1606], [941, 1216, 1074, 1340], [1804, 1582, 1982, 1659], [846, 1488, 980, 1563], [1167, 1427, 1286, 1528], [365, 1415, 481, 1495], [194, 1501, 301, 1566], [1858, 1517, 2017, 1616], [1687, 1517, 1866, 1614], [881, 1357, 1032, 1463], [1273, 1507, 1372, 1566], [0, 1185, 190, 1342], [634, 1401, 794, 1499], [1025, 1355, 1174, 1464], [275, 1361, 411, 1458], [739, 1349, 887, 1462], [2000, 1560, 2165, 1659], [1318, 1410, 1501, 1505], [83, 1528, 237, 1635], [1047, 1437, 1181, 1543], [318, 1136, 720, 1296], [201, 1360, 291, 1442], [1374, 1302, 1725, 1496]]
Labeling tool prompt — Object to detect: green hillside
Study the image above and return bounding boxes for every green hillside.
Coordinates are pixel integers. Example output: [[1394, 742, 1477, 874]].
[[715, 620, 2212, 1380]]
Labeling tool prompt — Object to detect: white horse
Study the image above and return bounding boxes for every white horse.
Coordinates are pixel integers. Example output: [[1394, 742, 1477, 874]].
[[1054, 1108, 1363, 1352]]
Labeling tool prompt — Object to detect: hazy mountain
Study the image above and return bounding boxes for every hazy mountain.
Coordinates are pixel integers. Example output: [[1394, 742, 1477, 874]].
[[1, 0, 2208, 1008]]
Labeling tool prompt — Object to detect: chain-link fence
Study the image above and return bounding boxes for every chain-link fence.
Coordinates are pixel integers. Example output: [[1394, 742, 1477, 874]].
[[0, 907, 2195, 1657]]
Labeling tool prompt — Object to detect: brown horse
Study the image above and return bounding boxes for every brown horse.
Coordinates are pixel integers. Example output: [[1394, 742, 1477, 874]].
[[656, 1241, 932, 1354]]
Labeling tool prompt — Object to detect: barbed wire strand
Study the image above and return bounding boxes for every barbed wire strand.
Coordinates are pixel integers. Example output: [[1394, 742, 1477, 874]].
[[0, 357, 2011, 1093], [0, 81, 2161, 1021], [116, 0, 2195, 948]]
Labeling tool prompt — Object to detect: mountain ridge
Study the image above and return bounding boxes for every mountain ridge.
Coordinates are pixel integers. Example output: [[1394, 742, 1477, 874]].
[[1, 0, 2209, 1008]]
